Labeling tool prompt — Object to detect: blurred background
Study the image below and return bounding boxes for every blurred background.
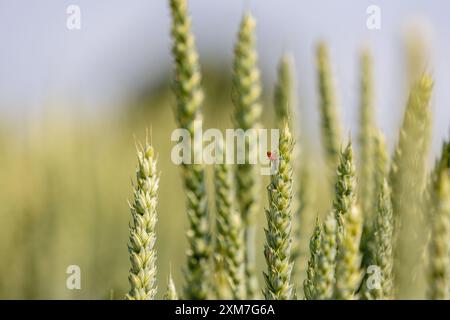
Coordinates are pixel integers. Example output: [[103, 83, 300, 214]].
[[0, 0, 449, 299]]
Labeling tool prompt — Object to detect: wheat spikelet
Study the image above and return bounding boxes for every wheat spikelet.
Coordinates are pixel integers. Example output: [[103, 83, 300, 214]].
[[126, 143, 159, 300]]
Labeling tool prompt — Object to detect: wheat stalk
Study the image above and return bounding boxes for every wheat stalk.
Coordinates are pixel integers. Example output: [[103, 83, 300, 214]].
[[316, 42, 342, 171], [126, 143, 159, 300], [263, 123, 295, 300], [169, 0, 211, 299], [390, 74, 433, 299], [334, 142, 363, 300], [232, 13, 263, 299], [213, 149, 246, 299]]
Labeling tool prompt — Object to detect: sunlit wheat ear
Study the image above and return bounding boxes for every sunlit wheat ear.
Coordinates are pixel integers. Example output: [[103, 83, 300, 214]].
[[316, 42, 342, 172], [313, 210, 337, 299], [126, 143, 159, 300], [390, 74, 433, 299], [169, 0, 211, 299], [358, 49, 376, 267], [263, 123, 295, 300], [428, 170, 450, 300], [363, 179, 394, 300], [232, 12, 263, 299], [333, 142, 363, 300], [213, 148, 246, 300], [164, 271, 179, 300], [303, 217, 321, 300]]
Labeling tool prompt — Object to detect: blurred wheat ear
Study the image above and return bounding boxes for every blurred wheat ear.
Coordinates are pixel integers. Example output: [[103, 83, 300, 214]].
[[390, 74, 433, 299], [313, 210, 337, 299], [213, 146, 246, 299], [316, 42, 342, 173], [126, 143, 159, 300], [232, 13, 263, 299], [363, 179, 394, 299], [361, 130, 391, 300], [169, 0, 211, 299], [274, 54, 297, 130], [357, 49, 377, 268], [303, 217, 321, 300]]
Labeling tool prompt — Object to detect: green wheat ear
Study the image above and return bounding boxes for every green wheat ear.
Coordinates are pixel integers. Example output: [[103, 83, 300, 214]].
[[213, 148, 246, 300], [313, 210, 337, 299], [303, 217, 321, 300], [333, 142, 363, 300], [363, 179, 394, 300], [390, 74, 433, 299], [263, 123, 295, 300], [126, 143, 159, 300], [164, 271, 179, 300], [169, 0, 211, 299], [316, 42, 342, 172], [232, 12, 263, 299]]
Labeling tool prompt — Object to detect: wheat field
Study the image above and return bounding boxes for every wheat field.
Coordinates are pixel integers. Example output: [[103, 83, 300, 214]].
[[0, 0, 449, 300]]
